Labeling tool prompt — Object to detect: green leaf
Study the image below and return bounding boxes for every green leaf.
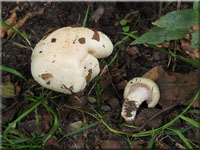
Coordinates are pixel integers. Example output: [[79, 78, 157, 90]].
[[131, 27, 189, 45], [180, 115, 200, 128], [191, 29, 200, 48], [153, 9, 199, 29], [193, 0, 200, 9], [0, 104, 7, 109], [0, 81, 16, 98], [122, 26, 130, 32], [120, 19, 127, 26]]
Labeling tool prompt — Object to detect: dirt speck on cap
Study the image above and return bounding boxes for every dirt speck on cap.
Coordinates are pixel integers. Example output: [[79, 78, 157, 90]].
[[41, 73, 53, 81], [78, 37, 86, 44], [92, 30, 100, 41], [86, 69, 92, 83]]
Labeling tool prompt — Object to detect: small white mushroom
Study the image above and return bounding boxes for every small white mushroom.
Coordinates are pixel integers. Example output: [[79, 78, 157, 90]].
[[31, 26, 113, 94], [121, 77, 160, 122]]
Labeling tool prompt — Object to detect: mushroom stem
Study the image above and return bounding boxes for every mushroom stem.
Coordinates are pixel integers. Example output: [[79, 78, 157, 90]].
[[121, 87, 151, 122], [121, 77, 160, 122]]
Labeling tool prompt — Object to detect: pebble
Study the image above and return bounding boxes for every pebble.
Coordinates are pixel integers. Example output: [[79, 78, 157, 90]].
[[101, 105, 111, 112], [88, 96, 97, 104], [69, 121, 83, 131]]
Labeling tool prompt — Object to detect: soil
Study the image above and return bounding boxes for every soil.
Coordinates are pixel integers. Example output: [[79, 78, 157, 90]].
[[1, 1, 199, 149]]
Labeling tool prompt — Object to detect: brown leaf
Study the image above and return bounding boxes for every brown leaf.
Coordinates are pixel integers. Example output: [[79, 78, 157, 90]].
[[162, 41, 170, 48], [116, 80, 128, 91], [142, 66, 199, 108], [126, 46, 139, 56], [21, 114, 50, 135], [45, 137, 62, 150], [142, 66, 176, 82], [0, 12, 17, 38], [171, 72, 199, 108], [180, 38, 199, 59], [7, 9, 44, 38]]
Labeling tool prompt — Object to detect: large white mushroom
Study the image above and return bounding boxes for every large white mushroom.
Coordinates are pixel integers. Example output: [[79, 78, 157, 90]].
[[121, 77, 160, 122], [31, 26, 113, 94]]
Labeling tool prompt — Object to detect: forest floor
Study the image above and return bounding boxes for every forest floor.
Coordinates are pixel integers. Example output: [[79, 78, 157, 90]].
[[1, 1, 200, 149]]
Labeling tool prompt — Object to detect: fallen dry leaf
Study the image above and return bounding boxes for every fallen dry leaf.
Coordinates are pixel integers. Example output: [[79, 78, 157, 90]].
[[21, 114, 50, 135], [142, 66, 199, 108], [2, 100, 26, 124], [45, 137, 62, 150], [116, 80, 128, 91], [126, 46, 139, 56], [171, 71, 199, 108], [180, 38, 199, 59], [7, 9, 44, 38], [0, 12, 17, 38], [1, 9, 44, 41]]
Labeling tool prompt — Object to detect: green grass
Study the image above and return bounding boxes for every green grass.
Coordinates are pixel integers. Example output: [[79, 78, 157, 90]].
[[0, 65, 27, 81], [60, 89, 200, 149], [82, 5, 90, 27]]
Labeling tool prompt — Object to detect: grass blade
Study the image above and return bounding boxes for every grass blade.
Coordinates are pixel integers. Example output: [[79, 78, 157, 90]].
[[179, 115, 200, 128], [188, 109, 200, 115], [164, 126, 194, 135], [0, 65, 27, 81], [3, 100, 43, 136], [147, 134, 158, 149], [82, 5, 90, 27], [167, 128, 193, 149], [58, 121, 100, 142], [42, 103, 59, 144]]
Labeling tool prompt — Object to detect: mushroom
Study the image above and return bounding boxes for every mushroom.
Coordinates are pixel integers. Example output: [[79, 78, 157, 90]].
[[121, 77, 160, 122], [31, 26, 113, 94]]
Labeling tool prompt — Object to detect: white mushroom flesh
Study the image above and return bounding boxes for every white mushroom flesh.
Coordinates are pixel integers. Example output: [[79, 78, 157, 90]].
[[121, 77, 160, 122], [31, 26, 113, 94]]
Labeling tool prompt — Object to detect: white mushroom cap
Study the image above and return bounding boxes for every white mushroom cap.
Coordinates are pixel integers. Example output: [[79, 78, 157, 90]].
[[31, 26, 113, 94], [121, 77, 160, 122]]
